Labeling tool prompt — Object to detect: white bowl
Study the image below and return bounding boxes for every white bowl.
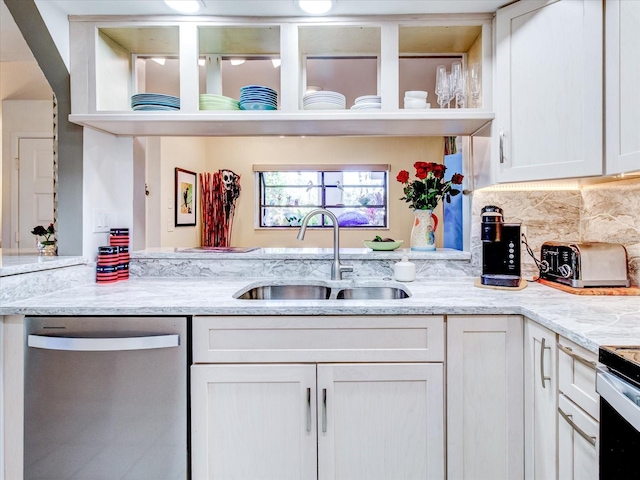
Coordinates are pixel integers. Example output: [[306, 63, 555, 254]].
[[405, 90, 428, 100], [404, 99, 428, 109]]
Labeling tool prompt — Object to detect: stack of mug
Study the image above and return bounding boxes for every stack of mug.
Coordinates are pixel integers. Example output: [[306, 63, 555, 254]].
[[110, 228, 130, 281]]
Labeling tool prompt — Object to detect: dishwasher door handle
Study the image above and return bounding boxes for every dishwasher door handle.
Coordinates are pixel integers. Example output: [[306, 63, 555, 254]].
[[28, 334, 180, 351]]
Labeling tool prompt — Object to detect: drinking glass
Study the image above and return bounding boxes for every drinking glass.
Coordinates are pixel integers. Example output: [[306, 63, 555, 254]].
[[451, 61, 462, 107], [456, 69, 468, 108], [470, 62, 481, 107], [435, 65, 449, 108]]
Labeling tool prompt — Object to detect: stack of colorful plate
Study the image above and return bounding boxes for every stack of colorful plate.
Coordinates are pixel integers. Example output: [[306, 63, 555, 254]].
[[302, 91, 346, 110], [199, 94, 240, 111], [350, 95, 382, 110], [239, 85, 278, 110], [131, 93, 180, 111]]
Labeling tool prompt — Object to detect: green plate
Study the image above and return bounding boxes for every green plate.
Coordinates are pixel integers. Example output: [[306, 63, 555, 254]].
[[363, 240, 404, 251]]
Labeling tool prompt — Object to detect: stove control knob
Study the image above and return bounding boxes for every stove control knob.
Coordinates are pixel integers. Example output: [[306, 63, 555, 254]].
[[559, 264, 573, 278], [540, 260, 550, 273]]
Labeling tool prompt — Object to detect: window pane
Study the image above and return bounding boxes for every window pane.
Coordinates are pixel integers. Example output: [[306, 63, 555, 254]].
[[258, 169, 388, 228]]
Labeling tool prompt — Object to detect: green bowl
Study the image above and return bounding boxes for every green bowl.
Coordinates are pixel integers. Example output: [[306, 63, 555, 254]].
[[363, 240, 404, 251]]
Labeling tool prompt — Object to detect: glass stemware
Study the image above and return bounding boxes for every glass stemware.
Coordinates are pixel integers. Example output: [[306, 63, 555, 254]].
[[435, 65, 450, 108], [451, 62, 462, 107], [470, 62, 481, 108], [456, 69, 469, 108]]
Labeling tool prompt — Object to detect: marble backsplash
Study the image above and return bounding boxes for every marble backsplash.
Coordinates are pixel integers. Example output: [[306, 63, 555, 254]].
[[472, 177, 640, 285]]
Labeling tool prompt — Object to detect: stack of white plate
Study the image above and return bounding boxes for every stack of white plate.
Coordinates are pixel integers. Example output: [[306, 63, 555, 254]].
[[302, 91, 346, 110], [131, 93, 180, 111], [404, 91, 430, 109], [350, 95, 381, 110], [199, 94, 240, 111]]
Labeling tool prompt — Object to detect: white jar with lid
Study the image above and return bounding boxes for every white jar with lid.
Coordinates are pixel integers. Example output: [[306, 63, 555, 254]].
[[393, 256, 416, 282]]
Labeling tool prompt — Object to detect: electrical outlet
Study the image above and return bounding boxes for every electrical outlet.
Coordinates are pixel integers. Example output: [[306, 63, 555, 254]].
[[93, 209, 110, 233], [521, 225, 528, 239]]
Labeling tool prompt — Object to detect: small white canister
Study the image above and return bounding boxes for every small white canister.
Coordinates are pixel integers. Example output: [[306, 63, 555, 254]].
[[394, 256, 416, 282]]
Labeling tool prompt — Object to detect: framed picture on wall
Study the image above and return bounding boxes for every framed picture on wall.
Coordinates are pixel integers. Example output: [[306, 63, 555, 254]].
[[175, 168, 197, 226]]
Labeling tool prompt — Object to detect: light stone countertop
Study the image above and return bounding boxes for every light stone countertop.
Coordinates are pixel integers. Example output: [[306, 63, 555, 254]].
[[0, 255, 88, 277], [2, 276, 639, 353]]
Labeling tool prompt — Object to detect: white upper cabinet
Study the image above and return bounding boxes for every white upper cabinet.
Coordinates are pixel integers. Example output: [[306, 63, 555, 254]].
[[495, 0, 603, 182], [605, 0, 640, 175], [68, 16, 494, 137]]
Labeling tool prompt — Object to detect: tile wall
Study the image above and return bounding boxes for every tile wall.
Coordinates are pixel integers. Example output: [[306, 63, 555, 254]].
[[471, 178, 640, 285]]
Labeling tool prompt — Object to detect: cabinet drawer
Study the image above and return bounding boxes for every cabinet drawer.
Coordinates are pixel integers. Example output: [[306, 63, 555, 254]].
[[558, 337, 599, 420], [193, 316, 444, 363], [558, 394, 599, 480]]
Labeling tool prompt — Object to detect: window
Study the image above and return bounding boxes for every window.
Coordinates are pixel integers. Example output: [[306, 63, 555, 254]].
[[255, 165, 389, 228]]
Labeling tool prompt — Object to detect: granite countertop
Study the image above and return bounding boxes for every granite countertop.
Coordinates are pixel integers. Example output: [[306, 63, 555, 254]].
[[2, 276, 639, 353], [0, 255, 88, 277]]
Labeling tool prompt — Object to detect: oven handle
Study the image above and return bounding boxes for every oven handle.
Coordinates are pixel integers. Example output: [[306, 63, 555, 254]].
[[596, 367, 640, 432], [28, 334, 180, 351]]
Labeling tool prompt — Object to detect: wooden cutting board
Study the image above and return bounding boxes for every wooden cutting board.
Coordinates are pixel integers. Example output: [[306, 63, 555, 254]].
[[536, 277, 640, 296]]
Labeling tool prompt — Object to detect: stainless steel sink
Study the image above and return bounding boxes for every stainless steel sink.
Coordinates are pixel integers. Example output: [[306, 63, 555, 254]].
[[336, 286, 410, 300], [236, 284, 331, 300], [235, 282, 411, 300]]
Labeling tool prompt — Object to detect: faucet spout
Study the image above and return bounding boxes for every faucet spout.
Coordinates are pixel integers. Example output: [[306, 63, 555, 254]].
[[297, 208, 353, 280]]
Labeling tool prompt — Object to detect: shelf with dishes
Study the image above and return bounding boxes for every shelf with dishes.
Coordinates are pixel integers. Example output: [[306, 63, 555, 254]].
[[70, 17, 493, 136]]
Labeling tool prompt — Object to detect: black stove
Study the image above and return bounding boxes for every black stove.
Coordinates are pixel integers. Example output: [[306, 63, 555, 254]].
[[597, 345, 640, 480]]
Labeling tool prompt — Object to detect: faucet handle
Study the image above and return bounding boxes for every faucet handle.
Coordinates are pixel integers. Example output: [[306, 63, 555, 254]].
[[340, 264, 354, 274]]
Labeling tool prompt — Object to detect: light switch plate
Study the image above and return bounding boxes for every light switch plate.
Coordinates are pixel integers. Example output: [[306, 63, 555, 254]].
[[93, 209, 109, 233], [167, 220, 174, 232]]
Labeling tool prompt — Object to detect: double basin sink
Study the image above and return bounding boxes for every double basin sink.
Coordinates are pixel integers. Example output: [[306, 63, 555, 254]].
[[234, 281, 411, 300]]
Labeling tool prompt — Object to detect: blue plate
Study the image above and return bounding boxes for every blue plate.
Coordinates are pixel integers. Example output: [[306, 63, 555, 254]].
[[240, 102, 278, 110]]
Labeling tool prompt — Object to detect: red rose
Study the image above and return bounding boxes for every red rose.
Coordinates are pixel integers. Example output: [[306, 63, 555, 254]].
[[432, 164, 446, 179], [415, 167, 427, 180], [396, 170, 410, 183], [451, 173, 464, 184]]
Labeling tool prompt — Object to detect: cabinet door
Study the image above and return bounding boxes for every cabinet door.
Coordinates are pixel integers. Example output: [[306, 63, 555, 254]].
[[524, 320, 558, 480], [447, 315, 524, 480], [191, 364, 317, 480], [558, 394, 598, 480], [317, 363, 444, 480], [495, 0, 603, 182], [605, 0, 640, 175]]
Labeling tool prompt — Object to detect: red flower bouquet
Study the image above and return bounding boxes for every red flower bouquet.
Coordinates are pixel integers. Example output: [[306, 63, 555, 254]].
[[397, 162, 464, 211]]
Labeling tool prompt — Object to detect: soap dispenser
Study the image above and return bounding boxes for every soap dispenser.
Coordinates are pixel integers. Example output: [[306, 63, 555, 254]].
[[394, 256, 416, 282]]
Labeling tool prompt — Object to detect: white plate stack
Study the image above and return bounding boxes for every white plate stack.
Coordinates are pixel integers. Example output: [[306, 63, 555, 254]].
[[404, 91, 430, 109], [350, 95, 382, 110], [302, 91, 346, 110]]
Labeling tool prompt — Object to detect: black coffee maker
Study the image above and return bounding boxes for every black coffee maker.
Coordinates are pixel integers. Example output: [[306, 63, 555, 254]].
[[481, 205, 521, 287]]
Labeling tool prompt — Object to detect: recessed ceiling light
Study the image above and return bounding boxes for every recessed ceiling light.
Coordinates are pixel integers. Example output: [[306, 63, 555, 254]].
[[164, 0, 203, 14], [230, 59, 246, 66], [298, 0, 333, 15]]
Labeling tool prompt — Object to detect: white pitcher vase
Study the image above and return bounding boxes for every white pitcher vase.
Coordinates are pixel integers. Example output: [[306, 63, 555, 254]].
[[410, 209, 438, 251]]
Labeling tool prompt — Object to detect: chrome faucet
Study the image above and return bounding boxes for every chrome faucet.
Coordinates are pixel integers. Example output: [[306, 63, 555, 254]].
[[297, 208, 353, 280]]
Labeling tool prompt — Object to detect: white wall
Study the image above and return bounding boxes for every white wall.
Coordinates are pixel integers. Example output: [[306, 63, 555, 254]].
[[82, 128, 133, 258], [1, 100, 53, 249], [159, 137, 207, 248], [34, 0, 70, 72]]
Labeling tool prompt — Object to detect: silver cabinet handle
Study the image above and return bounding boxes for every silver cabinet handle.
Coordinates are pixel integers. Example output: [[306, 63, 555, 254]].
[[557, 343, 597, 370], [558, 407, 596, 447], [322, 388, 327, 433], [306, 387, 312, 433], [540, 337, 551, 388], [499, 129, 505, 164], [27, 334, 180, 351]]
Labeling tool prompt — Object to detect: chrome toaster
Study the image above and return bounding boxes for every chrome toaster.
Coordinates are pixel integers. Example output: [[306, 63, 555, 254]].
[[540, 241, 630, 288]]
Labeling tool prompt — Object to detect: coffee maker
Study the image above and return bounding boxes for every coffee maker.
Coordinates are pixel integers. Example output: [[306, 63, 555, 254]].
[[481, 205, 521, 287]]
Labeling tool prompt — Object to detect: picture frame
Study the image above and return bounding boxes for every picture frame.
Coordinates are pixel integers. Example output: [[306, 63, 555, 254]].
[[175, 168, 197, 226]]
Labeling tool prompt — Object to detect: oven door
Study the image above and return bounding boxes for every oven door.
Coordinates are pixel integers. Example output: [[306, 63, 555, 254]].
[[596, 367, 640, 479]]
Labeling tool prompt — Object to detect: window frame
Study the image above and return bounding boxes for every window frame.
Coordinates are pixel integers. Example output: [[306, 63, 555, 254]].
[[254, 164, 390, 229]]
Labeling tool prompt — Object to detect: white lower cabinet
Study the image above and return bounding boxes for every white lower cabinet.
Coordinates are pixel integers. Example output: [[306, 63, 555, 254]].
[[447, 315, 524, 480], [558, 394, 598, 480], [317, 363, 444, 480], [191, 315, 445, 480], [191, 362, 444, 480], [524, 320, 557, 480]]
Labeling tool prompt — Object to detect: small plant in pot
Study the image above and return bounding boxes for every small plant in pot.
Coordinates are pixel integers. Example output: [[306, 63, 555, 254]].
[[31, 223, 57, 256]]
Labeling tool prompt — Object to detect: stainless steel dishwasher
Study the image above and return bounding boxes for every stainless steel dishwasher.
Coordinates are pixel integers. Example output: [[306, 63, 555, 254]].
[[24, 316, 189, 480]]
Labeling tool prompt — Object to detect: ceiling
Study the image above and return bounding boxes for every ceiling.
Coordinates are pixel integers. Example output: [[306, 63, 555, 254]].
[[0, 1, 35, 62], [47, 0, 511, 17]]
